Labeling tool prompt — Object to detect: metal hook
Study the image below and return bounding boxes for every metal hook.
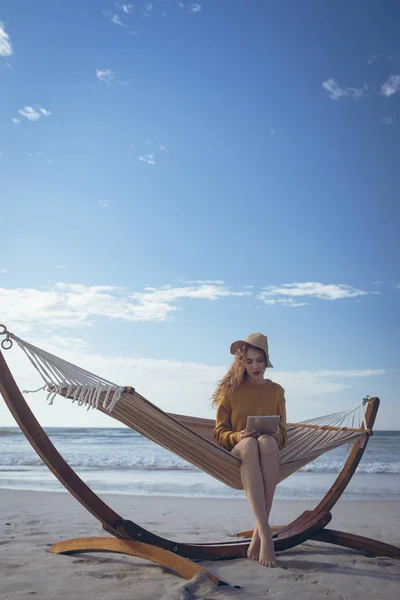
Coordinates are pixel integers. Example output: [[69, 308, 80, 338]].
[[1, 338, 12, 350], [0, 324, 13, 350]]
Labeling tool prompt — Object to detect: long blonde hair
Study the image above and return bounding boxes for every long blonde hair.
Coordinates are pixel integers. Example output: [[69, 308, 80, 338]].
[[211, 343, 266, 408]]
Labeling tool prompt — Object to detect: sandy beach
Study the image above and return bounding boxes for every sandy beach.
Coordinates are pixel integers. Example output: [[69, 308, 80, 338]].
[[1, 489, 399, 599]]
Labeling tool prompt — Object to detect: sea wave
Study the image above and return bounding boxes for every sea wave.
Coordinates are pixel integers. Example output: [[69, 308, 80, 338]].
[[1, 454, 399, 474], [0, 454, 196, 470]]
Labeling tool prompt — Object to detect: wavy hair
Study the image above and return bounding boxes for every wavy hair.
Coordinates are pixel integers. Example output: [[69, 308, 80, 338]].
[[211, 343, 266, 408]]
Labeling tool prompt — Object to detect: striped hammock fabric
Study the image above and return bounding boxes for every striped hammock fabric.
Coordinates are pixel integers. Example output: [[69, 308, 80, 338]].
[[10, 333, 371, 491]]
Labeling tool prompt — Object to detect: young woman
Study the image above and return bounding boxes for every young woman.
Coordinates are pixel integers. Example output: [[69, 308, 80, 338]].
[[212, 333, 287, 568]]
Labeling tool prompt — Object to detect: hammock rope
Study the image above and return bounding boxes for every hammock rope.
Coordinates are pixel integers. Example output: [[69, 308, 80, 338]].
[[5, 333, 372, 491]]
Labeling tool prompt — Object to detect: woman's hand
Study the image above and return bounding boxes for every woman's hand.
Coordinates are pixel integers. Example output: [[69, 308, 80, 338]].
[[239, 429, 259, 441]]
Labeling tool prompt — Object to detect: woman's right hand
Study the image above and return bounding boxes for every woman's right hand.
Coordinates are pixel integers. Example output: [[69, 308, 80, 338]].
[[239, 429, 259, 441]]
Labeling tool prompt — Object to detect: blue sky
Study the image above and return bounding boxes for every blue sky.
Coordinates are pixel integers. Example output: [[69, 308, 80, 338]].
[[0, 0, 399, 429]]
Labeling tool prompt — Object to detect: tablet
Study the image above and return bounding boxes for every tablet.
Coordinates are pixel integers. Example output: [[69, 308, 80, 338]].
[[246, 415, 280, 435]]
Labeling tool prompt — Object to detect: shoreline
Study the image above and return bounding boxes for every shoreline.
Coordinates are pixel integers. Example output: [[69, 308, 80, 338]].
[[1, 489, 399, 599]]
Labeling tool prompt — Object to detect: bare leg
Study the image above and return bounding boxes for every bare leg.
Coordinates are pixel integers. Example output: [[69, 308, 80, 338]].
[[231, 437, 275, 567], [251, 435, 280, 566]]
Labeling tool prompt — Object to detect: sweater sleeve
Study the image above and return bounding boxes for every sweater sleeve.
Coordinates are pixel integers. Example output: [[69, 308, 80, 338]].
[[276, 389, 287, 450], [213, 396, 241, 451]]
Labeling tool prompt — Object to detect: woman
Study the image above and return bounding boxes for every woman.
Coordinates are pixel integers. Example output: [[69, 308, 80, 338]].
[[212, 333, 287, 568]]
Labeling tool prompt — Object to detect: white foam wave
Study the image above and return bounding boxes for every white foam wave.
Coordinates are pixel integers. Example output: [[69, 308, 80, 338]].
[[1, 454, 399, 474]]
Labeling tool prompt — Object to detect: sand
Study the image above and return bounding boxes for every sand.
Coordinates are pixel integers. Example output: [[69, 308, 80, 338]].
[[1, 489, 399, 599]]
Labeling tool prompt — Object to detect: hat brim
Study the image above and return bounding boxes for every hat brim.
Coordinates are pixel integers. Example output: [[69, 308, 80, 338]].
[[230, 340, 273, 368]]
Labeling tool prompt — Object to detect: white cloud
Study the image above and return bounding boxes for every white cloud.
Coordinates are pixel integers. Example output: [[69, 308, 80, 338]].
[[180, 280, 225, 285], [189, 4, 202, 13], [111, 14, 127, 27], [381, 116, 395, 125], [367, 54, 378, 65], [138, 143, 169, 164], [322, 78, 368, 100], [104, 9, 139, 35], [12, 118, 20, 124], [142, 3, 154, 18], [395, 283, 400, 289], [380, 74, 400, 97], [0, 268, 8, 274], [56, 265, 67, 269], [17, 106, 51, 122], [96, 68, 115, 84], [0, 21, 13, 57], [258, 282, 368, 306], [139, 152, 156, 165], [0, 282, 251, 331], [119, 3, 134, 13], [99, 199, 110, 207]]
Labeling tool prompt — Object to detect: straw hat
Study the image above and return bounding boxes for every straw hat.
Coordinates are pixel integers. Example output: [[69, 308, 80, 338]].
[[230, 333, 273, 368]]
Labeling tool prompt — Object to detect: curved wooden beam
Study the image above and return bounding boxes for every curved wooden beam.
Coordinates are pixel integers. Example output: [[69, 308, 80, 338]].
[[311, 528, 400, 559], [51, 537, 227, 585]]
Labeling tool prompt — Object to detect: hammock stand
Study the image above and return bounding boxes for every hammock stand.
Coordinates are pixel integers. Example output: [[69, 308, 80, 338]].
[[0, 329, 398, 587]]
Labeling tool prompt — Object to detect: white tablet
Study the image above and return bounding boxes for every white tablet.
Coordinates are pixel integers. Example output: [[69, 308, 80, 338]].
[[246, 415, 280, 435]]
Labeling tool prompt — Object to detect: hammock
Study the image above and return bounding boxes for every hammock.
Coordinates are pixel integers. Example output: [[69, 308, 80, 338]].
[[1, 326, 398, 585], [9, 333, 371, 490]]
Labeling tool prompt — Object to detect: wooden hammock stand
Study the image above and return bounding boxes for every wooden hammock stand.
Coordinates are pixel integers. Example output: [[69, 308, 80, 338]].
[[0, 348, 399, 587]]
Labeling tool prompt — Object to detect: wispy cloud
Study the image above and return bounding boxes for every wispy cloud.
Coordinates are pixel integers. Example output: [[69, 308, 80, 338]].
[[99, 199, 110, 207], [111, 13, 128, 27], [15, 106, 52, 122], [380, 74, 400, 97], [103, 9, 139, 35], [381, 116, 396, 125], [141, 3, 154, 18], [28, 151, 53, 165], [96, 68, 115, 84], [138, 152, 156, 165], [395, 283, 400, 289], [322, 78, 368, 100], [0, 21, 13, 57], [12, 117, 20, 124], [117, 3, 134, 13], [258, 282, 368, 306], [367, 54, 378, 65], [179, 2, 202, 12], [180, 280, 225, 285], [0, 282, 251, 331], [56, 265, 67, 270], [138, 142, 169, 165], [0, 268, 8, 274]]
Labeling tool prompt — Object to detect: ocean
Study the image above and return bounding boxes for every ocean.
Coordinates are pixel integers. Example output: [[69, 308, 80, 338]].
[[0, 427, 399, 501]]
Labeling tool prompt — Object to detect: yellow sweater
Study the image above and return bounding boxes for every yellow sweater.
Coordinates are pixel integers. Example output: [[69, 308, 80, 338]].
[[213, 379, 287, 451]]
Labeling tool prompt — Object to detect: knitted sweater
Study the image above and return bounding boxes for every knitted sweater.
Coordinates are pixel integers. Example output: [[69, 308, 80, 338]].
[[213, 379, 287, 451]]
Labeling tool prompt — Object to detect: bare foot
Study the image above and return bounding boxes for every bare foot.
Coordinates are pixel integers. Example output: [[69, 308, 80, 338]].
[[259, 527, 277, 568], [247, 528, 260, 561]]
